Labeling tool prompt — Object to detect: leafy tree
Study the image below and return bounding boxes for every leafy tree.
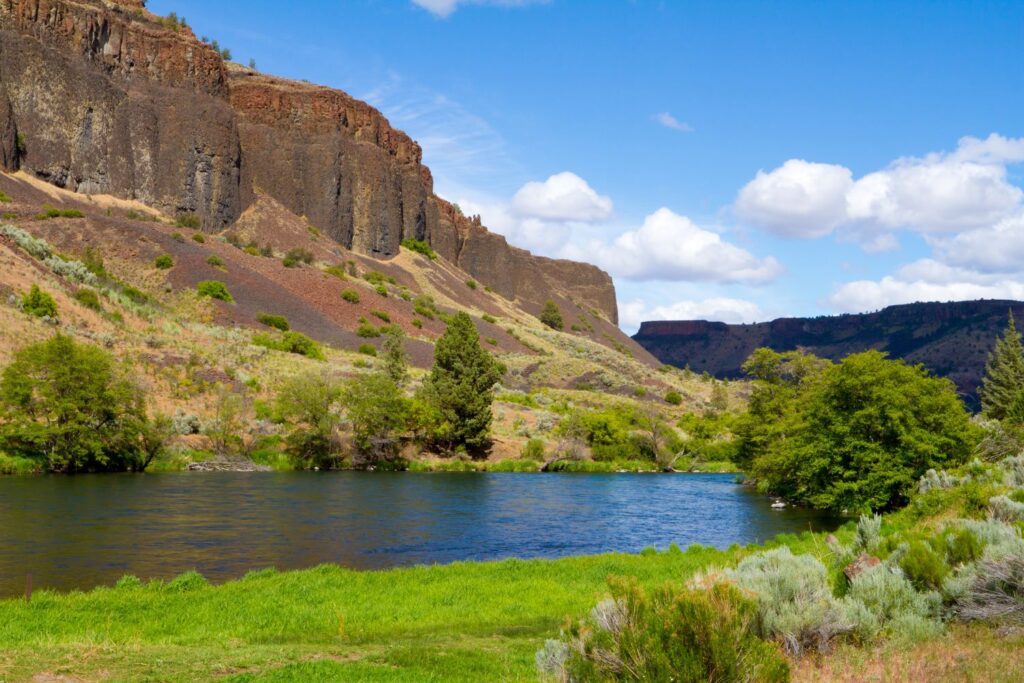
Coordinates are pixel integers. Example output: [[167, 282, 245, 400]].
[[203, 386, 249, 456], [21, 284, 57, 318], [980, 312, 1024, 421], [539, 299, 564, 330], [380, 325, 409, 386], [344, 372, 408, 466], [747, 350, 976, 512], [421, 312, 503, 452], [0, 335, 151, 472], [276, 371, 343, 469]]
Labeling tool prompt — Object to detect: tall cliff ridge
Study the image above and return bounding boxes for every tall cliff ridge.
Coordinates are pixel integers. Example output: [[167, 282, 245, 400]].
[[633, 300, 1024, 406], [0, 0, 618, 322]]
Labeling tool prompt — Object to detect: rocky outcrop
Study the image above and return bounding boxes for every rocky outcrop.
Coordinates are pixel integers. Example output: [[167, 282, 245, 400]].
[[634, 300, 1024, 407], [0, 0, 619, 321]]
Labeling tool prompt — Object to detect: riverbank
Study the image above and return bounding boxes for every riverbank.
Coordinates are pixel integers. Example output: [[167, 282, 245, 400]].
[[1, 531, 1020, 682]]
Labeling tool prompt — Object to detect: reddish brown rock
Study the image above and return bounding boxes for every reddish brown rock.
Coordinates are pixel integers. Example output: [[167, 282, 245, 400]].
[[844, 553, 881, 582]]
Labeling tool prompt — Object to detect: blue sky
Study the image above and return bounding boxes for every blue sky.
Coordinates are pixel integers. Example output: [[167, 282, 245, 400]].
[[151, 0, 1024, 332]]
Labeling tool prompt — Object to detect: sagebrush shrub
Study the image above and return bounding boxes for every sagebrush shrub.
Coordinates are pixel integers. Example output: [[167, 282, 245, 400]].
[[989, 495, 1024, 523], [953, 541, 1024, 624], [842, 563, 940, 641]]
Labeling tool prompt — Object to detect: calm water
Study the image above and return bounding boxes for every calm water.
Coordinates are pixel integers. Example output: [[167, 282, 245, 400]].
[[0, 472, 840, 595]]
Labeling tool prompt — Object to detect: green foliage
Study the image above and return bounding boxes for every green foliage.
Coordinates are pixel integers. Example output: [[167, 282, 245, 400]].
[[191, 233, 205, 243], [980, 312, 1024, 421], [205, 255, 225, 268], [0, 190, 11, 203], [324, 265, 347, 280], [176, 214, 201, 229], [414, 295, 439, 319], [521, 437, 546, 461], [282, 248, 314, 268], [358, 344, 377, 356], [341, 288, 360, 304], [171, 232, 185, 243], [900, 540, 949, 592], [276, 371, 343, 469], [421, 312, 503, 452], [363, 270, 396, 286], [375, 284, 388, 297], [73, 288, 102, 311], [253, 331, 324, 360], [466, 279, 477, 290], [35, 204, 84, 220], [539, 299, 564, 330], [543, 581, 789, 683], [481, 313, 497, 324], [158, 11, 188, 31], [344, 372, 409, 466], [412, 318, 423, 329], [371, 310, 390, 323], [154, 254, 174, 269], [400, 238, 437, 260], [256, 313, 289, 331], [739, 348, 976, 512], [356, 323, 381, 338], [665, 390, 683, 405], [380, 325, 409, 386], [196, 280, 233, 302], [21, 284, 57, 318], [0, 335, 157, 472]]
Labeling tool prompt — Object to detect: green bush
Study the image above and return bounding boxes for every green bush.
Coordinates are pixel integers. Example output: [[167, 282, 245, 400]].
[[371, 310, 391, 323], [466, 279, 477, 290], [414, 295, 438, 319], [375, 284, 388, 297], [191, 233, 205, 243], [21, 284, 57, 318], [196, 280, 233, 302], [900, 540, 949, 592], [945, 527, 984, 567], [154, 254, 174, 269], [481, 313, 496, 324], [206, 255, 225, 268], [400, 238, 437, 260], [363, 270, 396, 286], [665, 390, 683, 405], [171, 232, 185, 243], [253, 331, 324, 360], [341, 289, 360, 304], [0, 191, 11, 203], [539, 299, 564, 330], [844, 563, 941, 642], [276, 371, 343, 470], [256, 313, 289, 331], [283, 248, 314, 268], [356, 323, 381, 338], [176, 214, 201, 229], [539, 581, 789, 683], [324, 265, 347, 280], [73, 288, 102, 311], [521, 438, 546, 461], [412, 318, 423, 329], [358, 344, 377, 356], [35, 204, 84, 220]]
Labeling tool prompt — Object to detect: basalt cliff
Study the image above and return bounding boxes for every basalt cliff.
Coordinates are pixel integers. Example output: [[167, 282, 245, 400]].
[[633, 300, 1024, 407], [0, 0, 618, 322]]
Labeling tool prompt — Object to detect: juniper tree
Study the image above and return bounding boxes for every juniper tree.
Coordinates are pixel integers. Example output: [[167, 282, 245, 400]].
[[539, 299, 564, 330], [381, 325, 409, 387], [981, 312, 1024, 421]]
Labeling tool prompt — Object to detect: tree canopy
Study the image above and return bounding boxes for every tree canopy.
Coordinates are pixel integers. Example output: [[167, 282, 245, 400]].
[[980, 311, 1024, 421]]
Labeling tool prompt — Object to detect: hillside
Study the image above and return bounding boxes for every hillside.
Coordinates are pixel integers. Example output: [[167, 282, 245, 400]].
[[633, 299, 1024, 406]]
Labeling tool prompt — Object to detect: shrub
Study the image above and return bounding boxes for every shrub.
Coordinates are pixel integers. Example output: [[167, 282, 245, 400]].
[[36, 204, 84, 219], [282, 248, 314, 268], [45, 257, 97, 285], [324, 265, 347, 280], [481, 313, 496, 324], [400, 238, 436, 259], [989, 495, 1024, 523], [253, 331, 324, 360], [945, 527, 984, 567], [0, 190, 11, 203], [171, 232, 185, 243], [665, 390, 683, 405], [205, 255, 224, 268], [522, 438, 546, 461], [954, 542, 1024, 624], [485, 337, 497, 346], [344, 372, 409, 466], [341, 288, 360, 304], [1, 225, 51, 259], [466, 279, 477, 290], [844, 563, 941, 641], [363, 270, 396, 286], [413, 295, 438, 319], [196, 280, 233, 302], [539, 581, 789, 683], [728, 546, 852, 656], [380, 326, 409, 387], [900, 540, 949, 592], [21, 284, 57, 318], [191, 233, 205, 243], [539, 299, 564, 330], [358, 344, 377, 356], [176, 214, 201, 229], [356, 323, 381, 338], [73, 288, 102, 311], [154, 254, 174, 269], [412, 318, 423, 329], [276, 371, 343, 469], [371, 310, 391, 323], [256, 313, 289, 331]]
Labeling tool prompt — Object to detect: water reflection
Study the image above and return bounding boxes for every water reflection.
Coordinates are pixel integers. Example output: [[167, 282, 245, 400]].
[[0, 472, 841, 595]]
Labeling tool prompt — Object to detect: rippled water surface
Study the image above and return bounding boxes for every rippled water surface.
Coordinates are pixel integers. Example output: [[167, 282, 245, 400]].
[[0, 472, 841, 595]]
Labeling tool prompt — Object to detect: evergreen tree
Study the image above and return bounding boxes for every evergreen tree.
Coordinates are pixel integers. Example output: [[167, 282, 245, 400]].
[[980, 311, 1024, 421], [381, 325, 409, 387], [422, 312, 503, 451], [539, 300, 564, 330]]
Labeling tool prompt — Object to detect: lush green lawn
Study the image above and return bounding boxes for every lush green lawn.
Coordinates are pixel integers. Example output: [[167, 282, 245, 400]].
[[1, 540, 823, 682]]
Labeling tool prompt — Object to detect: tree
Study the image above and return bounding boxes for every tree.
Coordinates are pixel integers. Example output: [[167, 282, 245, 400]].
[[980, 312, 1024, 421], [539, 300, 564, 331], [276, 371, 343, 469], [749, 350, 976, 512], [21, 284, 57, 318], [380, 325, 409, 386], [421, 312, 503, 452], [344, 373, 408, 466], [203, 386, 249, 456], [0, 335, 150, 472]]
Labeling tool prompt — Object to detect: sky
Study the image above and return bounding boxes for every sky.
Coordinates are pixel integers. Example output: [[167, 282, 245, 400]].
[[151, 0, 1024, 333]]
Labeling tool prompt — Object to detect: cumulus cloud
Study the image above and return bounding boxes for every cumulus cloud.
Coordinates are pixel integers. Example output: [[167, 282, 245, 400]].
[[565, 208, 783, 283], [934, 212, 1024, 273], [511, 172, 613, 222], [411, 0, 544, 18], [653, 112, 694, 132], [736, 134, 1024, 243], [620, 297, 764, 330]]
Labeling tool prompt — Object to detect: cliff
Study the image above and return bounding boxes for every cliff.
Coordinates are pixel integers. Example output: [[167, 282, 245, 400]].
[[633, 300, 1024, 407], [0, 0, 618, 322]]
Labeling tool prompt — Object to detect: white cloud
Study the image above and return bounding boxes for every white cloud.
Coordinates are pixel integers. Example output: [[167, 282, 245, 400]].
[[736, 134, 1024, 244], [653, 112, 694, 133], [411, 0, 544, 18], [620, 297, 763, 330], [565, 208, 783, 283], [735, 159, 853, 238], [934, 212, 1024, 273], [511, 172, 613, 222]]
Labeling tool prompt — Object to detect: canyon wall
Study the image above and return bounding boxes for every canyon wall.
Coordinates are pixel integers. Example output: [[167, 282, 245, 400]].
[[0, 0, 618, 322]]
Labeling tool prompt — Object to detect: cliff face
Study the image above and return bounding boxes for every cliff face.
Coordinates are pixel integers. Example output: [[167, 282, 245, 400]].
[[0, 0, 619, 322], [633, 300, 1024, 407]]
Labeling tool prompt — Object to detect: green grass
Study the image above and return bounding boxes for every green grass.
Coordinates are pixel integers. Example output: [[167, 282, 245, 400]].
[[0, 543, 810, 682]]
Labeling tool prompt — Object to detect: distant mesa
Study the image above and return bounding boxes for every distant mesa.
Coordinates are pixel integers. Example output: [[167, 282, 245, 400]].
[[633, 299, 1024, 408]]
